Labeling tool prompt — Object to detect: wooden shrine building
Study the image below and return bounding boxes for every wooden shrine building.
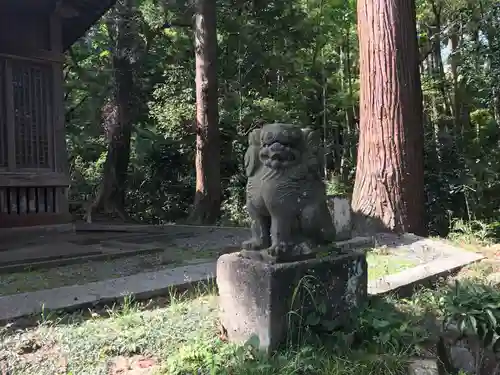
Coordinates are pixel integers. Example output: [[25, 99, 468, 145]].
[[0, 0, 115, 228]]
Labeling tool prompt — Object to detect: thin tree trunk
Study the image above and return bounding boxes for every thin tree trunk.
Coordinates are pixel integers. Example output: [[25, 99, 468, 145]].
[[352, 0, 426, 235], [337, 44, 345, 176], [86, 0, 134, 223], [494, 89, 500, 125], [188, 0, 221, 224], [450, 23, 470, 141], [339, 16, 356, 182], [429, 0, 452, 117], [479, 0, 500, 124], [450, 25, 460, 129]]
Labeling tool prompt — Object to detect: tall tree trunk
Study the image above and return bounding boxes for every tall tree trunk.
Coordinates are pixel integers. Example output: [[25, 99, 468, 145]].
[[188, 0, 221, 224], [86, 0, 135, 223], [352, 0, 426, 235]]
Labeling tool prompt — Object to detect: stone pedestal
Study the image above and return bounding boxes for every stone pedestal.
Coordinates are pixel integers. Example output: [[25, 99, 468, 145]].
[[216, 250, 367, 353]]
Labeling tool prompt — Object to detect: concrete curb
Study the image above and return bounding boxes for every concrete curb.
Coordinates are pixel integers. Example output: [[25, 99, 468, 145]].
[[0, 237, 483, 324], [0, 263, 216, 323]]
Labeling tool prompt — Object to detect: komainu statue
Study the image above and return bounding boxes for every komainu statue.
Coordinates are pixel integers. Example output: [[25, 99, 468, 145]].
[[242, 123, 336, 263]]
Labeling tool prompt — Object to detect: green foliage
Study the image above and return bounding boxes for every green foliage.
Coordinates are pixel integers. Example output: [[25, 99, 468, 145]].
[[353, 297, 430, 354], [64, 0, 500, 230], [448, 219, 496, 245], [165, 338, 251, 375], [163, 338, 408, 375], [441, 281, 500, 352], [325, 175, 350, 196], [65, 0, 362, 224]]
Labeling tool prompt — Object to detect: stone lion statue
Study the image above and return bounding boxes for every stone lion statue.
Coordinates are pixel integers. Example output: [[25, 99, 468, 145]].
[[242, 123, 336, 262]]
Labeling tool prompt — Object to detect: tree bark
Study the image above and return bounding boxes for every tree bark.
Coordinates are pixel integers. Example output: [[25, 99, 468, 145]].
[[351, 0, 426, 235], [188, 0, 221, 224], [85, 0, 135, 223]]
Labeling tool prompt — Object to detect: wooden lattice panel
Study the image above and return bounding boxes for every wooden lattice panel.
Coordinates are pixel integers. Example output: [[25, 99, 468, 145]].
[[0, 59, 7, 167], [11, 60, 52, 168], [0, 186, 58, 214]]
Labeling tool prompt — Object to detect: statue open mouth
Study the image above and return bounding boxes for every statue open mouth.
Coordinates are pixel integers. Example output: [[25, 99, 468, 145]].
[[260, 141, 301, 169], [258, 123, 305, 169]]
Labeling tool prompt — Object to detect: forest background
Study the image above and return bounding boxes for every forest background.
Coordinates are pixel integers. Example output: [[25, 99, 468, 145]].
[[66, 0, 500, 239]]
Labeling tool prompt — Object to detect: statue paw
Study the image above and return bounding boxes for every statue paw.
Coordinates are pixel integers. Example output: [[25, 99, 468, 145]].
[[264, 242, 317, 263], [266, 243, 287, 257], [242, 239, 267, 250]]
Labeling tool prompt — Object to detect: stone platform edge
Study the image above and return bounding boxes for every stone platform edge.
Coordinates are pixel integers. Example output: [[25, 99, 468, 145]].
[[369, 250, 484, 296], [0, 236, 484, 323], [0, 224, 75, 244]]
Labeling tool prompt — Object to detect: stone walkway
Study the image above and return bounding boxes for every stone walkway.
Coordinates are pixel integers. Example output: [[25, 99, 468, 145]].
[[0, 235, 484, 323], [0, 225, 251, 270]]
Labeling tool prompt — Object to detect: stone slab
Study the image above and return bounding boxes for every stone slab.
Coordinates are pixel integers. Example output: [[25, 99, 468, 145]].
[[0, 263, 215, 322], [369, 248, 484, 296], [217, 250, 367, 352]]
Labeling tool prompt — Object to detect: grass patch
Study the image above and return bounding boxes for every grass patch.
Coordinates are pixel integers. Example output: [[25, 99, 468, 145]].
[[0, 290, 412, 375], [0, 288, 219, 375], [366, 250, 419, 281]]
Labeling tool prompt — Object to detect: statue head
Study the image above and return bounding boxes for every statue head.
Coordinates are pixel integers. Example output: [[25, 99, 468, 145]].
[[259, 123, 304, 169]]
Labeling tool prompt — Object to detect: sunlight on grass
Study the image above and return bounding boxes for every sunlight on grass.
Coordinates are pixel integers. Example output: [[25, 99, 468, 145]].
[[6, 274, 500, 374], [0, 282, 413, 375], [0, 291, 218, 375], [366, 251, 418, 280]]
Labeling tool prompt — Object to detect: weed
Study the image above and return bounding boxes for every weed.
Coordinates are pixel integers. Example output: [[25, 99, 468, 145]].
[[440, 281, 500, 351], [325, 176, 350, 196], [163, 339, 409, 375], [0, 292, 218, 375], [448, 219, 494, 246]]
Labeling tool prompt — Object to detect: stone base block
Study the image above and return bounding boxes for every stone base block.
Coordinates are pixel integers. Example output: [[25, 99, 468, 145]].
[[216, 250, 367, 353]]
